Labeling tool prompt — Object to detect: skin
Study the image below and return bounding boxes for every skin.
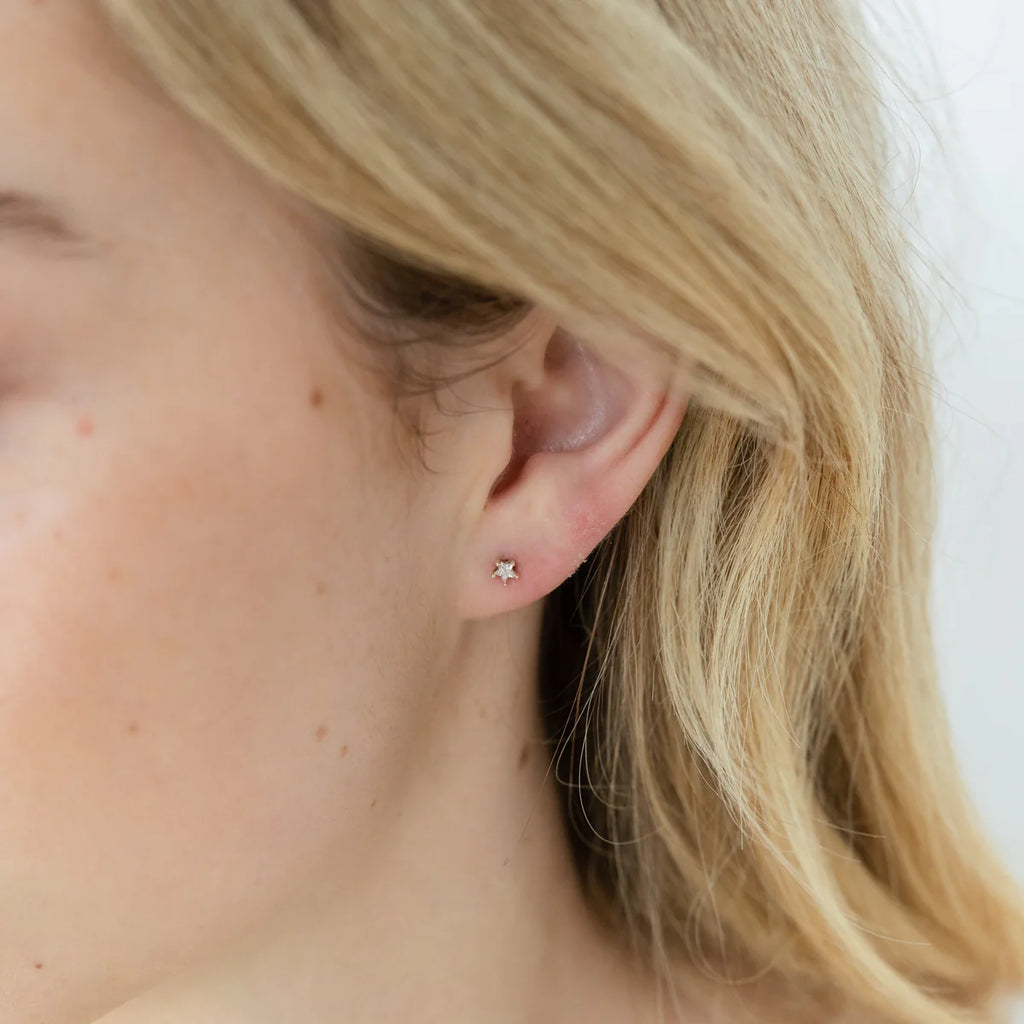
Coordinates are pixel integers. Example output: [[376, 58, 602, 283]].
[[0, 3, 817, 1023]]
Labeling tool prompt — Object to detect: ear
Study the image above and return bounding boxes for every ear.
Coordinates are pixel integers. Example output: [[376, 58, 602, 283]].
[[453, 312, 690, 619]]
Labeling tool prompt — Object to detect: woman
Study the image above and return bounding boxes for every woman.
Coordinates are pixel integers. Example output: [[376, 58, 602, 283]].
[[1, 1, 1021, 1022]]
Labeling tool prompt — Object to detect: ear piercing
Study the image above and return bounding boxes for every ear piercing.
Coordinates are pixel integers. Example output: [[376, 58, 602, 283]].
[[491, 558, 519, 587]]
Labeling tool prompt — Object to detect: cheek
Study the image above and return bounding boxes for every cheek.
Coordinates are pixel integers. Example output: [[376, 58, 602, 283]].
[[0, 397, 420, 978]]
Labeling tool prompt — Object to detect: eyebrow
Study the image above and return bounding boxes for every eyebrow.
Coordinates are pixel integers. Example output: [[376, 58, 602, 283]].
[[0, 190, 99, 256]]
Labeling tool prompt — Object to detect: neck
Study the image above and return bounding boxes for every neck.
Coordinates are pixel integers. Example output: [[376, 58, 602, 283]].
[[95, 603, 659, 1024]]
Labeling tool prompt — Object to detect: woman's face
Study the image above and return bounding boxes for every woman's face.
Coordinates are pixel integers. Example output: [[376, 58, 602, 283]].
[[0, 2, 450, 1013]]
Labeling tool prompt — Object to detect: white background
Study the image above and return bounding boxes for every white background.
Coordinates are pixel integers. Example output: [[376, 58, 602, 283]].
[[896, 0, 1023, 1016]]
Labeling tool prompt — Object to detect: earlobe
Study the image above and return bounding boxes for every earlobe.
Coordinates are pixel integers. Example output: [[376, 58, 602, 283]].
[[454, 328, 689, 620]]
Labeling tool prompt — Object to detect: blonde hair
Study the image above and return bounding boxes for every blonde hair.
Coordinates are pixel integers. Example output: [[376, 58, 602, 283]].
[[96, 1, 1024, 1021]]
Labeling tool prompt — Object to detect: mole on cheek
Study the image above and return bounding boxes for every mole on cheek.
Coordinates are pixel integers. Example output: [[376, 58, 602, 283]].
[[314, 724, 328, 742], [127, 721, 140, 735], [309, 387, 325, 409], [338, 744, 349, 759]]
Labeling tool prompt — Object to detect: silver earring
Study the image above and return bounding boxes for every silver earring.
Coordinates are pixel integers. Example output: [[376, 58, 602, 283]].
[[491, 558, 519, 587]]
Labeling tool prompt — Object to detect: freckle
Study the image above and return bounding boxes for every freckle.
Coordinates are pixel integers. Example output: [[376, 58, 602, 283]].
[[314, 724, 328, 742], [518, 743, 529, 770], [107, 565, 121, 584], [34, 962, 44, 970], [337, 744, 348, 759], [370, 798, 377, 809], [75, 415, 94, 438], [127, 720, 139, 735], [315, 581, 327, 597], [309, 387, 324, 409]]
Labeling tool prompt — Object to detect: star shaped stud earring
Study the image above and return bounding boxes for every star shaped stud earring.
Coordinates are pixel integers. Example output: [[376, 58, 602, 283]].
[[491, 558, 519, 587]]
